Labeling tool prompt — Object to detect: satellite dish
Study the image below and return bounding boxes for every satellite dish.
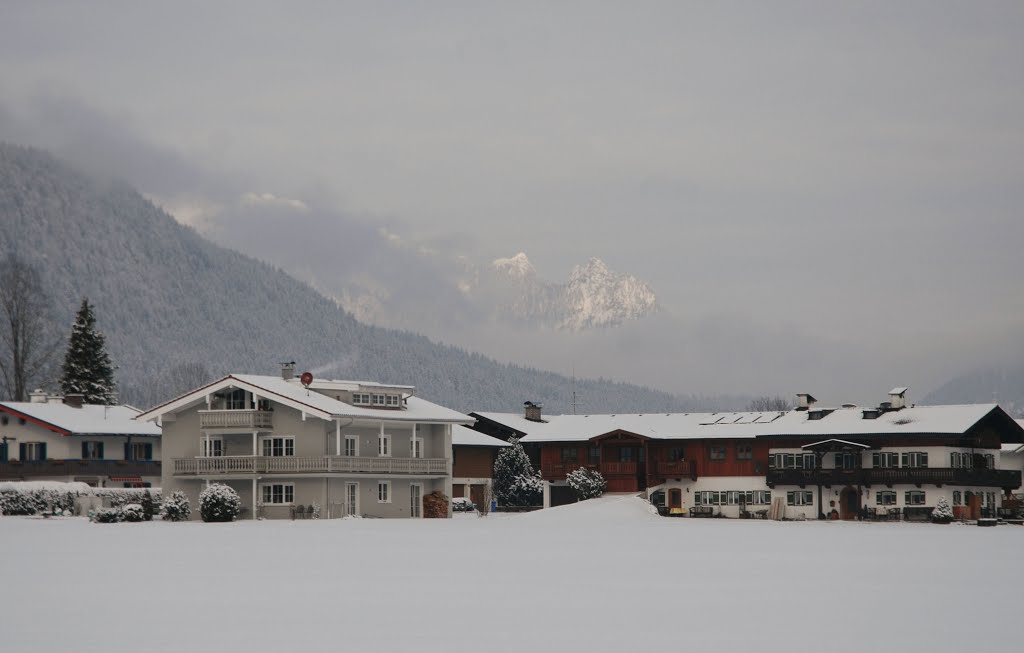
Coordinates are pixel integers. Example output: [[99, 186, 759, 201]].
[[300, 371, 314, 387]]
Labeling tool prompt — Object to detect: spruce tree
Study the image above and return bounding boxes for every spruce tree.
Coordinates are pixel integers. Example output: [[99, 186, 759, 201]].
[[492, 436, 542, 507], [60, 299, 117, 405]]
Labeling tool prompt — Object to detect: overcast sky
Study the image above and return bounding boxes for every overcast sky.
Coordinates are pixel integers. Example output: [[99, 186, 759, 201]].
[[1, 2, 1022, 402]]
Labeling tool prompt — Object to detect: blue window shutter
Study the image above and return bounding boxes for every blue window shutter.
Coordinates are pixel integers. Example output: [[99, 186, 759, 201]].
[[124, 442, 131, 460], [144, 443, 152, 460], [40, 443, 46, 460], [19, 443, 26, 460], [0, 442, 6, 462], [98, 442, 104, 459], [82, 442, 88, 459]]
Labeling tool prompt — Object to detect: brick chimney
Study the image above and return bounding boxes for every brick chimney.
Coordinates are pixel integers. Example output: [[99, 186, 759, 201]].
[[280, 361, 296, 380], [524, 401, 543, 422], [63, 394, 84, 409]]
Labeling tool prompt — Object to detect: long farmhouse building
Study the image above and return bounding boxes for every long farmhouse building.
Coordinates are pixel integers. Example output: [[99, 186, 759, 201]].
[[471, 389, 1024, 520]]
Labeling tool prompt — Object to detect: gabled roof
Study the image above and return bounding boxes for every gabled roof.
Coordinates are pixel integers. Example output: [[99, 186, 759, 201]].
[[453, 425, 509, 448], [136, 374, 473, 424], [478, 404, 1017, 444], [0, 402, 161, 437]]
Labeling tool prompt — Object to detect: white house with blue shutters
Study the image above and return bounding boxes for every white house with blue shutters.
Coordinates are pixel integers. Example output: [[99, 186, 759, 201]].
[[0, 391, 162, 488]]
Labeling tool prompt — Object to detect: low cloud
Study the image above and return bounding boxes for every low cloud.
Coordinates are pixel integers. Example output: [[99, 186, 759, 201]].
[[240, 192, 309, 212]]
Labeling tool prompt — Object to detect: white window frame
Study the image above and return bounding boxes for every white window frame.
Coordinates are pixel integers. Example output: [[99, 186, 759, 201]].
[[352, 393, 371, 406], [82, 441, 104, 460], [345, 482, 359, 516], [410, 433, 422, 459], [261, 436, 295, 457], [904, 490, 926, 506], [872, 452, 899, 469], [261, 483, 295, 505], [344, 435, 358, 457], [902, 452, 928, 469], [410, 483, 422, 518], [377, 480, 391, 503], [386, 395, 401, 408], [876, 491, 896, 506], [372, 394, 386, 406], [201, 436, 224, 457], [23, 442, 45, 461], [378, 433, 391, 457], [787, 490, 813, 506]]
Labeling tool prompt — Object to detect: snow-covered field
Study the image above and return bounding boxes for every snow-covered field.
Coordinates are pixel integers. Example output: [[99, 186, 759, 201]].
[[3, 495, 1021, 653]]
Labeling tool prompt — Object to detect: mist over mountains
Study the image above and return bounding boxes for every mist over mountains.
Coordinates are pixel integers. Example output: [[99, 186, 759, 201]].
[[0, 142, 743, 413]]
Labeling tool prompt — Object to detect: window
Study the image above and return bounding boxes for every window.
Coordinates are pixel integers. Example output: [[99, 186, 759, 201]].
[[377, 481, 391, 503], [218, 388, 247, 410], [410, 483, 422, 517], [587, 447, 601, 465], [20, 442, 46, 461], [123, 481, 151, 489], [202, 437, 224, 457], [905, 490, 926, 505], [667, 447, 685, 462], [695, 491, 721, 505], [736, 444, 753, 461], [872, 452, 899, 469], [709, 446, 726, 461], [128, 442, 153, 461], [620, 448, 636, 463], [755, 490, 771, 505], [902, 452, 928, 468], [952, 491, 962, 506], [261, 483, 295, 505], [345, 482, 359, 516], [876, 491, 896, 505], [769, 453, 816, 469], [984, 454, 995, 470], [786, 491, 813, 506], [561, 447, 578, 463], [378, 433, 391, 457], [386, 395, 401, 408], [834, 452, 861, 470], [352, 393, 371, 406], [81, 441, 104, 460], [410, 435, 422, 459], [344, 436, 358, 457], [950, 452, 964, 468], [372, 394, 387, 406], [262, 437, 294, 457]]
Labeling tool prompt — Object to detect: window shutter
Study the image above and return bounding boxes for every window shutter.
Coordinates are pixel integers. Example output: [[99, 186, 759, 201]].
[[98, 442, 105, 459], [145, 443, 152, 460], [40, 443, 47, 460], [19, 443, 26, 460], [124, 442, 131, 460], [0, 442, 6, 462], [901, 453, 908, 467], [82, 442, 88, 459]]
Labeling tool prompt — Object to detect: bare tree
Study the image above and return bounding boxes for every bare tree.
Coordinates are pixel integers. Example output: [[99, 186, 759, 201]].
[[0, 254, 62, 401], [746, 395, 792, 412]]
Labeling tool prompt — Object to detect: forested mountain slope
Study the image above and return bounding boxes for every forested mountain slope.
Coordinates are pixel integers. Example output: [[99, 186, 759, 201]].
[[0, 143, 737, 412]]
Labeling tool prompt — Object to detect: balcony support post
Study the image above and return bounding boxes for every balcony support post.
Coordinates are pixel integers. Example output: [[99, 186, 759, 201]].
[[335, 420, 341, 456], [252, 478, 258, 520], [252, 432, 257, 457]]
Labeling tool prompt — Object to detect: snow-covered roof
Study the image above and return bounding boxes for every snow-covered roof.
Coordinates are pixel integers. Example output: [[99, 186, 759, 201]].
[[0, 402, 161, 437], [137, 374, 473, 425], [453, 425, 509, 448], [490, 404, 1012, 443]]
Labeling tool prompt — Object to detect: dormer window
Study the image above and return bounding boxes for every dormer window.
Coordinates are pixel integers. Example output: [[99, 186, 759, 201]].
[[353, 392, 401, 408], [386, 395, 401, 407], [353, 393, 372, 406], [372, 394, 387, 406]]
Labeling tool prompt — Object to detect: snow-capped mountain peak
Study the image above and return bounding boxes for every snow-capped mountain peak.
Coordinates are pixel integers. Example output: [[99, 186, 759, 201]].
[[492, 252, 536, 279]]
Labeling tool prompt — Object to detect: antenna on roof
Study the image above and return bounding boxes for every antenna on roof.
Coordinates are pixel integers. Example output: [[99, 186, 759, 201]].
[[570, 363, 580, 415]]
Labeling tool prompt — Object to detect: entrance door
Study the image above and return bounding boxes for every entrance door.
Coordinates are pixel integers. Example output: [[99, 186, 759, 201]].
[[345, 482, 359, 516], [840, 486, 860, 520], [410, 484, 422, 518], [669, 488, 683, 511]]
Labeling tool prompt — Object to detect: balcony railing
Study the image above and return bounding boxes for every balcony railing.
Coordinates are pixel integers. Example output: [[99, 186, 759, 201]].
[[540, 462, 596, 477], [766, 467, 1022, 489], [653, 460, 698, 480], [198, 410, 274, 430], [600, 462, 638, 475], [0, 460, 161, 479], [172, 455, 448, 476]]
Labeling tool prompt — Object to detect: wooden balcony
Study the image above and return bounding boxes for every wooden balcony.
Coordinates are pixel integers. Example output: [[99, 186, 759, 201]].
[[653, 460, 698, 481], [0, 460, 161, 479], [172, 455, 449, 476], [766, 467, 1022, 490], [540, 462, 595, 478], [198, 410, 273, 430], [600, 461, 638, 476]]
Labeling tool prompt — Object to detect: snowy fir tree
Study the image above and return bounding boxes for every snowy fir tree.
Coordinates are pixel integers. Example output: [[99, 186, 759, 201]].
[[931, 497, 954, 523], [492, 436, 543, 507], [59, 299, 117, 405], [567, 468, 607, 501]]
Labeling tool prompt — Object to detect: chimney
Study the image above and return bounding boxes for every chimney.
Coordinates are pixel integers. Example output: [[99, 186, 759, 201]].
[[280, 361, 296, 380], [63, 394, 84, 409], [524, 401, 543, 422], [47, 394, 63, 405], [796, 393, 817, 411], [888, 387, 908, 410], [29, 389, 48, 404]]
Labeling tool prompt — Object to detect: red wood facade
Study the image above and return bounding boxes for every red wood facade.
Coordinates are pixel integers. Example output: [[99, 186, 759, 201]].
[[537, 430, 771, 492]]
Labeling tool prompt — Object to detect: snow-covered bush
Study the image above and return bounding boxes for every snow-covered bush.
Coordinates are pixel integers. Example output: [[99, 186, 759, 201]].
[[161, 491, 191, 522], [423, 491, 449, 518], [141, 490, 155, 521], [493, 437, 543, 507], [91, 508, 124, 523], [99, 488, 162, 509], [121, 503, 145, 522], [932, 497, 954, 523], [567, 468, 607, 501], [309, 502, 321, 519], [199, 484, 241, 522]]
